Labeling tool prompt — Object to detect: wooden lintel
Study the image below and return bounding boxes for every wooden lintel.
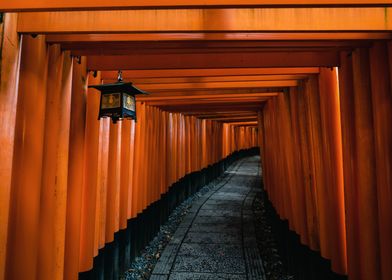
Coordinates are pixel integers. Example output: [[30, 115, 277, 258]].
[[136, 80, 298, 91], [17, 8, 392, 34], [146, 98, 270, 106], [138, 92, 279, 101], [100, 68, 319, 79], [3, 1, 392, 12], [46, 32, 392, 43], [87, 51, 339, 70], [108, 75, 306, 85]]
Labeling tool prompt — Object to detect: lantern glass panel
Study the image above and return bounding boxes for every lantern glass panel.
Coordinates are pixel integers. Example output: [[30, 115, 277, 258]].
[[101, 93, 121, 109], [123, 93, 136, 112]]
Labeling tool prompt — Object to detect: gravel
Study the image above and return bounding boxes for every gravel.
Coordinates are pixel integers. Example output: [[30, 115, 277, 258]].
[[252, 189, 294, 280]]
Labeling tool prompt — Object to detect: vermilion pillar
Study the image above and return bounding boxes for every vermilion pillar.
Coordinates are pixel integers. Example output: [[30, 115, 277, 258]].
[[38, 44, 73, 280], [120, 120, 132, 230], [105, 122, 122, 242], [0, 14, 20, 280], [5, 35, 48, 280], [64, 56, 87, 280], [131, 102, 145, 217], [339, 50, 360, 280], [352, 48, 380, 280], [304, 76, 330, 257], [318, 68, 347, 274], [296, 81, 319, 251], [369, 42, 392, 280], [95, 118, 110, 250], [339, 48, 381, 280], [79, 71, 101, 272], [288, 88, 309, 245], [127, 121, 136, 218]]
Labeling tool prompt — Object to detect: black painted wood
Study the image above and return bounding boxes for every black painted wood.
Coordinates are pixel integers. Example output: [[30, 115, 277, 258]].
[[79, 147, 260, 280]]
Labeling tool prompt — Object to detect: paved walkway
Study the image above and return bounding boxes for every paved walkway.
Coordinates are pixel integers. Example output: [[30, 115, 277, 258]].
[[151, 156, 266, 280]]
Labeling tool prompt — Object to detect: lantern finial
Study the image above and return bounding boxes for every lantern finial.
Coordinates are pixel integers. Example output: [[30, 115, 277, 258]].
[[117, 70, 123, 82]]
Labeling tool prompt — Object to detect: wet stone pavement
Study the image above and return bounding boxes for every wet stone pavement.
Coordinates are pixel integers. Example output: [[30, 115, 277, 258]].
[[150, 156, 266, 280]]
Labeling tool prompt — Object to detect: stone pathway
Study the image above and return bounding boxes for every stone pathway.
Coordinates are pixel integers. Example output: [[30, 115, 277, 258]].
[[150, 156, 266, 280]]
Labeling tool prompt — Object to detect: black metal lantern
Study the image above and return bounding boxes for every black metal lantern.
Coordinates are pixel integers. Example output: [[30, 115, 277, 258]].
[[88, 71, 148, 123]]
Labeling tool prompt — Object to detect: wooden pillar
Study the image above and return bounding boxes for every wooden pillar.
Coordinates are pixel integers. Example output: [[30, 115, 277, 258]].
[[352, 48, 380, 280], [95, 118, 110, 250], [296, 81, 320, 251], [369, 42, 392, 280], [64, 56, 87, 280], [288, 87, 309, 245], [5, 35, 48, 280], [338, 50, 360, 280], [79, 71, 101, 272], [304, 76, 330, 258], [0, 13, 20, 280], [38, 44, 73, 280], [277, 91, 297, 231], [318, 67, 347, 274], [106, 122, 122, 242], [339, 48, 381, 280], [120, 120, 131, 230], [127, 121, 136, 218], [131, 102, 145, 217]]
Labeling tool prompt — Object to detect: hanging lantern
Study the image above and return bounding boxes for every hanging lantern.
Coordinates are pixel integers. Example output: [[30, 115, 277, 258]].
[[88, 71, 148, 123]]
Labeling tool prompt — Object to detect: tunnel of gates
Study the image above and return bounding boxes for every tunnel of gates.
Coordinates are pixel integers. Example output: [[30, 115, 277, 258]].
[[1, 4, 392, 280]]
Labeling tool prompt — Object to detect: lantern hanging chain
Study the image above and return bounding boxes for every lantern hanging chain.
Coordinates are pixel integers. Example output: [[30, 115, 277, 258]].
[[118, 70, 123, 82]]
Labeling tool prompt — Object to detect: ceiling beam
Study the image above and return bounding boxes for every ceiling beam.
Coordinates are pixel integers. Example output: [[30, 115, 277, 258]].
[[134, 80, 297, 92], [220, 117, 258, 122], [135, 88, 279, 96], [158, 104, 263, 111], [46, 32, 392, 43], [87, 51, 339, 70], [3, 1, 392, 12], [100, 68, 319, 79], [148, 98, 270, 106], [71, 46, 355, 56], [17, 8, 392, 34], [105, 75, 307, 85], [138, 92, 279, 101], [182, 111, 257, 116], [199, 113, 258, 119], [225, 121, 258, 125]]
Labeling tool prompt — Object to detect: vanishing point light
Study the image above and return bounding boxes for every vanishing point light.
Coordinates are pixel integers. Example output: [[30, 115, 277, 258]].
[[88, 71, 148, 123]]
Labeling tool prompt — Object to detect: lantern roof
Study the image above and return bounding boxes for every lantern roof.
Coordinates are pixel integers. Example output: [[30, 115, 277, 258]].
[[88, 81, 148, 95]]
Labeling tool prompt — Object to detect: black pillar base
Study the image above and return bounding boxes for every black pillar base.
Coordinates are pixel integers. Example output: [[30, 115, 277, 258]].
[[264, 193, 348, 280], [79, 147, 260, 279]]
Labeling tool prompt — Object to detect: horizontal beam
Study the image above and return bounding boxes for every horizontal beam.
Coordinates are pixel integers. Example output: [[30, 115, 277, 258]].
[[135, 80, 297, 92], [100, 68, 319, 79], [225, 121, 258, 125], [230, 124, 258, 127], [157, 104, 263, 111], [138, 92, 279, 101], [71, 46, 353, 56], [136, 88, 278, 95], [105, 75, 307, 85], [183, 111, 257, 116], [159, 104, 262, 108], [87, 52, 339, 70], [46, 32, 392, 43], [220, 117, 258, 122], [17, 8, 392, 33], [3, 1, 392, 12], [200, 113, 258, 119], [147, 98, 270, 106]]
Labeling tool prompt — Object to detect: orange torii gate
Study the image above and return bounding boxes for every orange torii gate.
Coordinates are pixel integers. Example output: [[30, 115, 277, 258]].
[[0, 3, 391, 280]]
